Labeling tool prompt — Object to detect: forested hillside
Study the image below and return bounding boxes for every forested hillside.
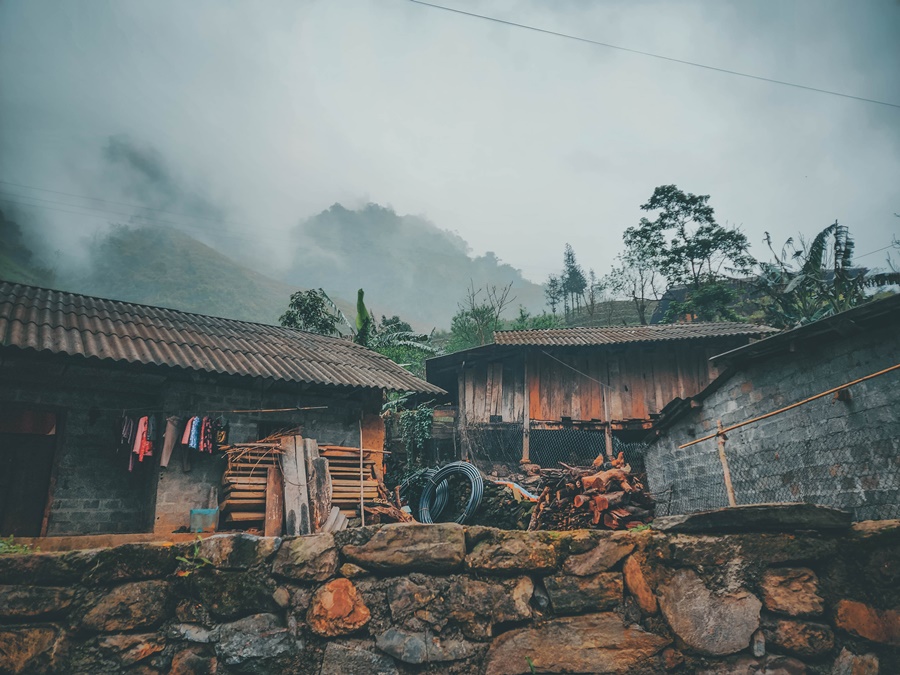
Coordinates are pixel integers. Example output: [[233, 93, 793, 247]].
[[286, 203, 546, 329]]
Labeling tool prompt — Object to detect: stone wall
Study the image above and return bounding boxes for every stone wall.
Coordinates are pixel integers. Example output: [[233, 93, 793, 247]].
[[1, 522, 897, 674], [645, 323, 900, 520], [0, 353, 380, 536]]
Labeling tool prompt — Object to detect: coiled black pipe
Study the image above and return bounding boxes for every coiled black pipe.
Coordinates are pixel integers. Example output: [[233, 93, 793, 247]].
[[418, 461, 484, 524], [399, 468, 448, 517]]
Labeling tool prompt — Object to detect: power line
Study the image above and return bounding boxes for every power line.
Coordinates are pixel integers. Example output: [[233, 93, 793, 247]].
[[0, 179, 256, 230], [406, 0, 900, 110], [0, 195, 270, 246], [856, 243, 899, 260]]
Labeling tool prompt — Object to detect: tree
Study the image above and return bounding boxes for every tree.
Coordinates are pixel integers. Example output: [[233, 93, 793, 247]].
[[510, 305, 564, 330], [279, 289, 341, 335], [280, 288, 438, 376], [447, 281, 515, 351], [623, 185, 753, 322], [544, 274, 563, 314], [754, 221, 900, 328], [604, 251, 661, 325], [561, 244, 587, 317]]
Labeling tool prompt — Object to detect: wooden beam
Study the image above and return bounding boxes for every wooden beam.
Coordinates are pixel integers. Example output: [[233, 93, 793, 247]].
[[522, 354, 530, 463], [717, 420, 737, 508], [265, 466, 284, 537], [281, 435, 311, 535]]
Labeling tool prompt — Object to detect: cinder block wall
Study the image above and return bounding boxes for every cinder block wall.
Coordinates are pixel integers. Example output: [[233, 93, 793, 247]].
[[646, 324, 900, 520], [153, 380, 372, 534], [1, 353, 380, 536], [1, 357, 163, 535]]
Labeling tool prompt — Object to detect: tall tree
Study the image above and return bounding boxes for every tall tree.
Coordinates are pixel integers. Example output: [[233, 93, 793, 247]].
[[544, 274, 563, 314], [561, 243, 587, 318], [623, 185, 753, 322]]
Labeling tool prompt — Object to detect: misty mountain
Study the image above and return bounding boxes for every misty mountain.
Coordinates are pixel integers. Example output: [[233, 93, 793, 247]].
[[66, 225, 301, 324], [0, 208, 57, 287], [286, 203, 546, 330]]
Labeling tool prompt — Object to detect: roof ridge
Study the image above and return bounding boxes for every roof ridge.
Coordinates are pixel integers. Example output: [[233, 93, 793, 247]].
[[0, 279, 443, 394], [0, 279, 353, 342]]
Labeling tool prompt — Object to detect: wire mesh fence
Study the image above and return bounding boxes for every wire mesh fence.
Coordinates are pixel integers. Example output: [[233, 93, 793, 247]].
[[460, 416, 649, 475], [647, 421, 900, 521]]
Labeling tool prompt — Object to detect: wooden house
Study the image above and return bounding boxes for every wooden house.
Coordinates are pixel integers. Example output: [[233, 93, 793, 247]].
[[0, 281, 442, 539], [425, 323, 776, 467]]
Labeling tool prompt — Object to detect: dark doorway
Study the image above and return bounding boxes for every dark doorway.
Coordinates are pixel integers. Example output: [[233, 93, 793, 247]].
[[0, 408, 60, 537]]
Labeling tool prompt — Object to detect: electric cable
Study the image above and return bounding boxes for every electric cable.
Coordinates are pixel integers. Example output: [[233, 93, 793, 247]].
[[407, 0, 900, 110]]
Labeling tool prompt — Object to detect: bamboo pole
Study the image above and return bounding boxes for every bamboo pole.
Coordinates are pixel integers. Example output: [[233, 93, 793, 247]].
[[679, 362, 900, 449], [716, 420, 737, 507], [359, 418, 365, 527]]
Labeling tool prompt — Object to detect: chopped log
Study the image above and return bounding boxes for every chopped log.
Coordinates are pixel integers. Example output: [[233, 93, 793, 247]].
[[265, 465, 284, 537], [363, 503, 415, 524], [280, 435, 311, 535]]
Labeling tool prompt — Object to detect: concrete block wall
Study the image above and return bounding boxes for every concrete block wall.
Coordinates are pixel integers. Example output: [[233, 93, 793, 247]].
[[0, 357, 162, 535], [153, 379, 374, 533], [1, 353, 382, 536], [646, 324, 900, 520]]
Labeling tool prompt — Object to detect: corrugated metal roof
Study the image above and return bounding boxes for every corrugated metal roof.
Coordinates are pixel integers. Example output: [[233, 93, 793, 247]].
[[0, 281, 444, 394], [493, 322, 778, 346]]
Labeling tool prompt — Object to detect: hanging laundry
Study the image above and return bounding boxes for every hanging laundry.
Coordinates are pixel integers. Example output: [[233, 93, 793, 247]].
[[213, 417, 228, 450], [200, 416, 215, 453], [119, 416, 137, 450], [131, 416, 149, 468], [160, 415, 183, 468], [181, 416, 196, 446], [188, 415, 202, 450]]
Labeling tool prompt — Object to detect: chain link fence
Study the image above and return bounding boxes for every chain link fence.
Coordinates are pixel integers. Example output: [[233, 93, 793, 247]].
[[647, 420, 900, 521], [460, 416, 649, 475]]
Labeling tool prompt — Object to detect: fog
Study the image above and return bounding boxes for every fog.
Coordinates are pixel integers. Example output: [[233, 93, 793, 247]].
[[1, 0, 898, 302]]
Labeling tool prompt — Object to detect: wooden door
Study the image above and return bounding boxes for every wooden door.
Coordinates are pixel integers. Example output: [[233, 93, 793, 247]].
[[0, 432, 57, 536]]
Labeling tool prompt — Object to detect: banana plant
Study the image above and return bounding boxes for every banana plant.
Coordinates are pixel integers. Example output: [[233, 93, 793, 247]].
[[755, 221, 900, 328]]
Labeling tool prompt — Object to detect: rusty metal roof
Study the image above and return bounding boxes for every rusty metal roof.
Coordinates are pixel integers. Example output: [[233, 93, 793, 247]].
[[0, 281, 443, 394], [493, 322, 778, 346]]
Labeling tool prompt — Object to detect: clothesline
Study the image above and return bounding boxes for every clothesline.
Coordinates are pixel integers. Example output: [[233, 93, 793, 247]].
[[103, 405, 330, 415]]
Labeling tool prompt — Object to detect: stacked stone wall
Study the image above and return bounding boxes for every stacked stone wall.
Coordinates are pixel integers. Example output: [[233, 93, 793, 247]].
[[1, 522, 897, 674]]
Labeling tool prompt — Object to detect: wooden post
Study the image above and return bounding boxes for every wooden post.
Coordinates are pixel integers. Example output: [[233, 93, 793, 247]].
[[604, 423, 614, 461], [358, 418, 365, 527], [717, 420, 737, 507], [281, 434, 311, 535], [521, 355, 530, 463], [458, 365, 468, 461], [603, 399, 614, 460], [264, 466, 283, 537], [303, 438, 332, 532]]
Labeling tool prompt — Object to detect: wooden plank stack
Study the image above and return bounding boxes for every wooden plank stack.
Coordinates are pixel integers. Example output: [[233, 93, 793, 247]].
[[318, 445, 382, 517], [219, 443, 282, 530]]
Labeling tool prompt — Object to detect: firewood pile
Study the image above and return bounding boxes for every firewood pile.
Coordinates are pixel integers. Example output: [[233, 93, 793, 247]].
[[527, 454, 654, 531]]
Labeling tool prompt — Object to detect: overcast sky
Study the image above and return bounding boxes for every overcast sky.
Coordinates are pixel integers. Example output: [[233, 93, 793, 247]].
[[1, 0, 898, 281]]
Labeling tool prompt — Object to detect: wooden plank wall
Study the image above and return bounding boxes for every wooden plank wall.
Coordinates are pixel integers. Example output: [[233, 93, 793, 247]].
[[460, 357, 526, 424], [528, 344, 720, 422], [458, 343, 732, 425]]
